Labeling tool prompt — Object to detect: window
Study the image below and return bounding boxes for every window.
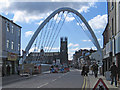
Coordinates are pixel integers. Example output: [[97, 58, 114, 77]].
[[12, 26, 14, 34], [7, 24, 10, 32], [6, 40, 9, 48], [112, 18, 114, 35], [111, 1, 114, 10], [11, 41, 14, 50], [18, 44, 20, 51], [18, 30, 20, 36]]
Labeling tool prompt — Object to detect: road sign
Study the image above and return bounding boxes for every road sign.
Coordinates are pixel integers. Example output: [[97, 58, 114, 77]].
[[93, 78, 109, 90]]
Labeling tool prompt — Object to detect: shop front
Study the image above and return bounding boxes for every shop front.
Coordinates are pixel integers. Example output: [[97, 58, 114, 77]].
[[3, 52, 18, 76]]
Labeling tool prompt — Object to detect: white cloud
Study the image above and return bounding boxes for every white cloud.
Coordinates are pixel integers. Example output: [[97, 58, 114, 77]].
[[36, 20, 44, 25], [78, 6, 90, 13], [68, 51, 75, 60], [25, 31, 34, 37], [98, 38, 101, 41], [69, 48, 79, 51], [66, 16, 74, 22], [29, 47, 42, 53], [68, 43, 80, 60], [82, 40, 91, 42], [13, 10, 44, 23], [77, 14, 107, 32], [0, 1, 98, 23], [0, 0, 11, 14], [81, 47, 91, 50], [88, 14, 107, 30], [80, 46, 97, 50], [44, 47, 59, 51], [0, 0, 104, 2], [65, 13, 75, 22], [68, 43, 79, 47], [29, 47, 35, 53]]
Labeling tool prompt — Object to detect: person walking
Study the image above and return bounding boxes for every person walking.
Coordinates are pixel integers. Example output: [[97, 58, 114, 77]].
[[17, 65, 20, 75], [109, 62, 118, 87], [93, 62, 99, 78], [81, 64, 85, 76], [7, 65, 10, 76], [84, 65, 89, 76]]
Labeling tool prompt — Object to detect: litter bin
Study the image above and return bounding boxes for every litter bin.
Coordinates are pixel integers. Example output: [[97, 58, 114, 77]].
[[105, 71, 111, 81]]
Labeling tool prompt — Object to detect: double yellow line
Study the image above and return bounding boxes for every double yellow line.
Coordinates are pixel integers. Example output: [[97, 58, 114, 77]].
[[82, 77, 87, 90]]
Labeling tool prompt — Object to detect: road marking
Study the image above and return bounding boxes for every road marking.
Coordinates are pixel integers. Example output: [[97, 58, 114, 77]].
[[82, 77, 86, 89], [37, 83, 49, 88], [52, 79, 57, 82], [58, 76, 61, 78], [33, 75, 37, 77], [82, 77, 87, 90], [85, 78, 87, 90]]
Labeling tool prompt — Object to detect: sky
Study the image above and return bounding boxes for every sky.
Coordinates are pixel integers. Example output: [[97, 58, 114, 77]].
[[0, 0, 108, 60]]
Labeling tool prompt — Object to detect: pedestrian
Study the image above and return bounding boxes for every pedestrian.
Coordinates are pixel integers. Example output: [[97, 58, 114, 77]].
[[7, 65, 10, 76], [81, 64, 85, 76], [91, 65, 94, 75], [17, 65, 20, 75], [109, 62, 118, 87], [2, 66, 4, 77], [93, 62, 99, 78], [84, 65, 89, 76]]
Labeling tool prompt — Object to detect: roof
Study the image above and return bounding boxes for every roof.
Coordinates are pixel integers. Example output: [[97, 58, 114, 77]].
[[0, 14, 22, 28]]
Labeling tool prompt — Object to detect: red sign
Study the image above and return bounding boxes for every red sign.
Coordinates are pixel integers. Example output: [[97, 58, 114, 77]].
[[93, 78, 109, 90]]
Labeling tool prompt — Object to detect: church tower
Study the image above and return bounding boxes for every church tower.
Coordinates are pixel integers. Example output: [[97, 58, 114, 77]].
[[60, 37, 68, 66]]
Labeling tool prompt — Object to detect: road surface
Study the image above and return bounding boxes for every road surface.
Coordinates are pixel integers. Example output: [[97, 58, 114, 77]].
[[3, 69, 85, 88]]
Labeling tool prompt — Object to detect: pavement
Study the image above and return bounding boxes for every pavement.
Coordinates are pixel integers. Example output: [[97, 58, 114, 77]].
[[2, 74, 31, 85], [2, 70, 51, 86], [1, 69, 120, 89], [84, 71, 120, 89]]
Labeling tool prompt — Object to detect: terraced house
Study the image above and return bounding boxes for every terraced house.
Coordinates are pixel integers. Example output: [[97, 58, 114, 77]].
[[0, 15, 21, 76], [103, 1, 120, 78]]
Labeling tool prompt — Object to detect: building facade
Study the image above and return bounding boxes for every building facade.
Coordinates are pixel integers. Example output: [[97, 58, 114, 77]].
[[26, 51, 60, 64], [26, 37, 68, 66], [73, 49, 96, 69], [0, 15, 21, 76], [103, 1, 120, 77]]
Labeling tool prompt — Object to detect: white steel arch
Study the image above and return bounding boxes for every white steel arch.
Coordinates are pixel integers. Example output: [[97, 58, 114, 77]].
[[20, 7, 102, 64]]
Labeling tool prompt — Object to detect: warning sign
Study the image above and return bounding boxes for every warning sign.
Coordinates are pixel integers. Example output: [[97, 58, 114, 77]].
[[93, 78, 109, 90]]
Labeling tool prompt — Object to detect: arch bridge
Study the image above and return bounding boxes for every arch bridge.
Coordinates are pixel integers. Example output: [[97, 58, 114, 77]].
[[20, 7, 103, 65]]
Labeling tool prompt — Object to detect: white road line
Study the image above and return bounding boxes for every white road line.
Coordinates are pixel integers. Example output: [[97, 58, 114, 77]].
[[58, 76, 61, 78], [52, 79, 57, 82], [37, 83, 49, 88], [33, 75, 37, 77]]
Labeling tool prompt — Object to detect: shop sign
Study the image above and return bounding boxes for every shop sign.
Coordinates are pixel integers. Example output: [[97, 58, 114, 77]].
[[8, 52, 18, 61]]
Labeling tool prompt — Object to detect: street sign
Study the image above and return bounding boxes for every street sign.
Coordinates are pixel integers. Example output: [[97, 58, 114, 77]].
[[93, 78, 109, 90]]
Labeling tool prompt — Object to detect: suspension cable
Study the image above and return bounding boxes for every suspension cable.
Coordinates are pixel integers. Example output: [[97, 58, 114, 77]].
[[48, 11, 68, 52], [35, 23, 49, 61], [72, 14, 97, 49], [45, 12, 64, 52], [40, 18, 52, 48], [43, 14, 59, 51]]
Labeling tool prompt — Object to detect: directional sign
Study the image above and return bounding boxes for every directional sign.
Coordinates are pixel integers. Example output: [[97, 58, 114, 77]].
[[93, 78, 109, 90]]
